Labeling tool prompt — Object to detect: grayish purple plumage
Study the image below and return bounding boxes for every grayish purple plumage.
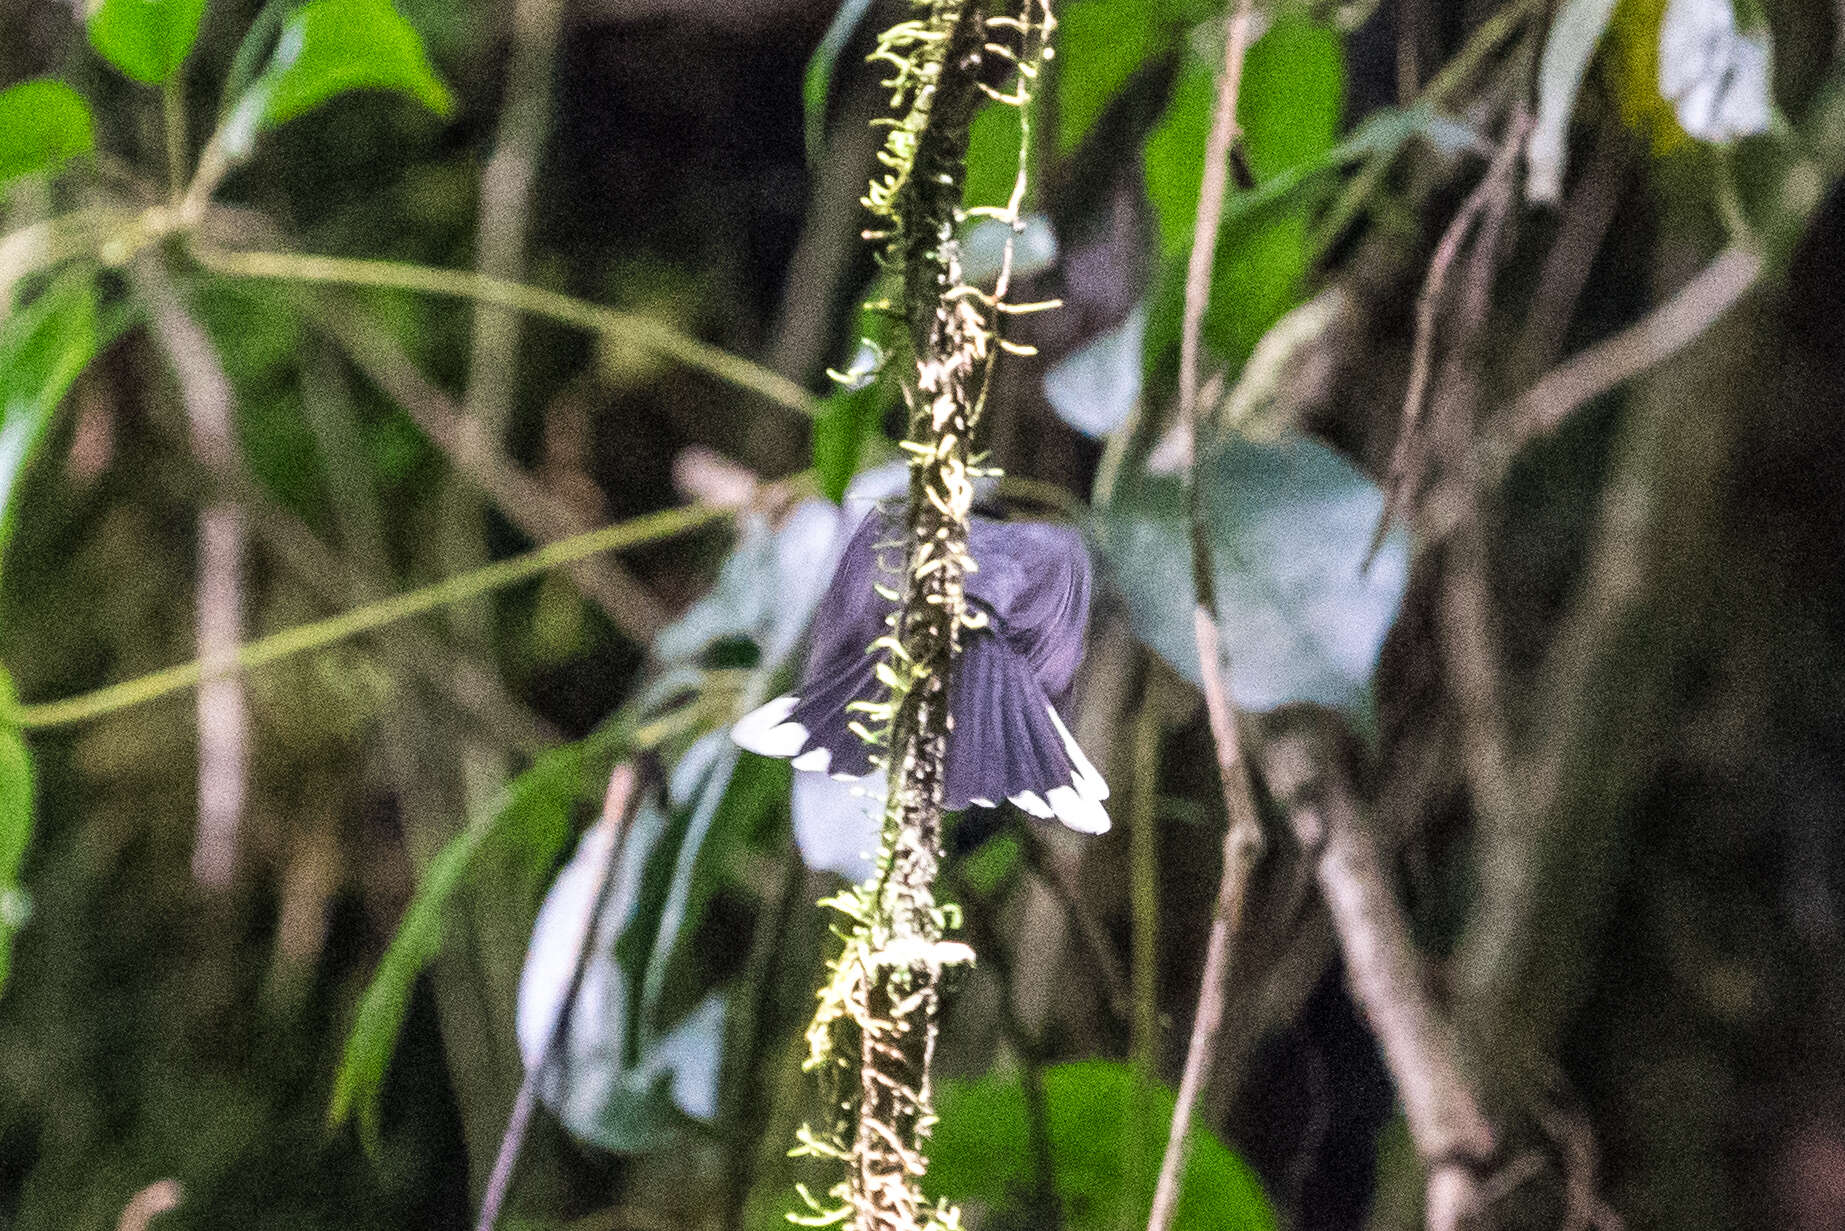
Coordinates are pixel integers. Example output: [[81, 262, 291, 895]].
[[732, 505, 1110, 834]]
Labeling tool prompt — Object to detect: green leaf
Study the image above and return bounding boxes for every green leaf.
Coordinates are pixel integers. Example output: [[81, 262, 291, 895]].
[[0, 667, 33, 999], [0, 274, 100, 583], [927, 1060, 1277, 1230], [802, 0, 876, 159], [87, 0, 209, 85], [242, 0, 454, 136], [811, 380, 885, 504], [0, 80, 95, 189], [1141, 17, 1347, 389], [328, 738, 591, 1151], [1096, 434, 1408, 718], [1056, 0, 1160, 155]]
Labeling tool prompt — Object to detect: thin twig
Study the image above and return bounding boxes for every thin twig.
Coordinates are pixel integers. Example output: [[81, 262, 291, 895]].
[[302, 288, 673, 640], [135, 259, 250, 889], [1372, 110, 1532, 557], [1148, 5, 1267, 1228], [3, 504, 729, 729], [1014, 825, 1132, 1026], [475, 763, 643, 1231], [465, 0, 563, 447], [446, 0, 567, 778], [145, 416, 561, 753]]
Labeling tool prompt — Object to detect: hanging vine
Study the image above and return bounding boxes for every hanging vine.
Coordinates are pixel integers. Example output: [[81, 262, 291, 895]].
[[789, 4, 1056, 1231]]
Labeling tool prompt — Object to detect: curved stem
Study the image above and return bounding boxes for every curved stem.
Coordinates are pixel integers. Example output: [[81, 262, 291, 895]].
[[3, 503, 729, 730], [186, 241, 821, 420]]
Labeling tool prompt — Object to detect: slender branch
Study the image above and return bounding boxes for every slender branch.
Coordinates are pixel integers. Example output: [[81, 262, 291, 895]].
[[464, 0, 563, 447], [1259, 708, 1498, 1231], [187, 240, 820, 419], [445, 0, 567, 755], [145, 410, 561, 754], [1496, 245, 1762, 469], [1148, 5, 1267, 1229], [1015, 825, 1132, 1026], [1373, 110, 1531, 555], [1128, 672, 1165, 1229], [163, 75, 188, 205], [299, 286, 673, 640], [135, 258, 250, 889], [2, 503, 729, 730], [1309, 0, 1542, 259], [475, 763, 642, 1231]]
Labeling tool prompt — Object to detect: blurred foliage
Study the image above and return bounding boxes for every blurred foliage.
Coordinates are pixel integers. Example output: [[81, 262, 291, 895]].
[[0, 0, 1841, 1228]]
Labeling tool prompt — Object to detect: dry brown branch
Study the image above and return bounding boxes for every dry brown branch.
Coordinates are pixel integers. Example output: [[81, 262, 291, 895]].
[[114, 1180, 183, 1231], [1499, 245, 1762, 465], [1259, 708, 1498, 1231], [194, 206, 672, 641], [135, 259, 250, 890], [304, 288, 674, 640], [1374, 107, 1532, 556], [1148, 4, 1268, 1228]]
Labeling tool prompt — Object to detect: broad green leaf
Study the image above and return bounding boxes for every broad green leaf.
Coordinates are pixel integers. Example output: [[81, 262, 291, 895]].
[[0, 667, 32, 998], [329, 738, 592, 1151], [1096, 434, 1408, 717], [246, 0, 454, 135], [1528, 0, 1622, 202], [928, 1060, 1277, 1230], [1141, 17, 1346, 387], [1056, 0, 1160, 155], [802, 0, 877, 159], [88, 0, 208, 85], [0, 275, 100, 581], [0, 81, 95, 189], [1144, 15, 1345, 262], [961, 93, 1030, 212], [811, 379, 885, 504], [1658, 0, 1773, 142]]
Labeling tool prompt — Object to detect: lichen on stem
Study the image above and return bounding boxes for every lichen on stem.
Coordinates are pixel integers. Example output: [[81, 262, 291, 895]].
[[790, 4, 1056, 1231]]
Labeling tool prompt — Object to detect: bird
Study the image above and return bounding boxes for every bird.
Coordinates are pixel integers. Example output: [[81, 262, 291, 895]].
[[731, 503, 1111, 834]]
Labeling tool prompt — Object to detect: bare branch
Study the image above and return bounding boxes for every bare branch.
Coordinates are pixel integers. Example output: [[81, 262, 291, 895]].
[[1499, 245, 1761, 465], [1260, 708, 1498, 1231], [135, 259, 250, 890], [1149, 6, 1269, 1228]]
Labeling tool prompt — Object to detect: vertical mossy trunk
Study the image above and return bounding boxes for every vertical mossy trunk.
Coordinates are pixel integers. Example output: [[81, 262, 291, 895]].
[[792, 4, 1054, 1231]]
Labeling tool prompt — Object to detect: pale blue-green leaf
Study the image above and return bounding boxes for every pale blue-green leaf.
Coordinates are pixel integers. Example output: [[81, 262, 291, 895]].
[[87, 0, 208, 85], [1658, 0, 1773, 143], [792, 766, 884, 880], [928, 1060, 1277, 1230], [515, 798, 725, 1151], [1528, 0, 1621, 203], [1098, 434, 1408, 716], [960, 214, 1059, 288], [1044, 301, 1146, 438], [0, 666, 33, 998], [0, 81, 95, 189]]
